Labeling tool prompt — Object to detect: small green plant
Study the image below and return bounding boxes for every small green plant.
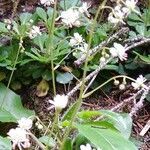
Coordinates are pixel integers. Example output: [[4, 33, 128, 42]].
[[0, 0, 149, 150]]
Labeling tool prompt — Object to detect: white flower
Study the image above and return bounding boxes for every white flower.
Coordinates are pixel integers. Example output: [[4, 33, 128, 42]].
[[80, 143, 92, 150], [7, 128, 30, 150], [79, 2, 91, 17], [109, 43, 127, 61], [28, 25, 41, 39], [18, 117, 33, 130], [40, 0, 55, 6], [49, 94, 68, 110], [60, 8, 81, 27], [108, 5, 125, 24], [69, 33, 84, 47], [78, 43, 88, 53], [131, 75, 147, 89], [125, 0, 138, 12]]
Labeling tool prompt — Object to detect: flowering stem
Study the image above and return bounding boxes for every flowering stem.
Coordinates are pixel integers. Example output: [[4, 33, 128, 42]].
[[47, 0, 58, 96], [60, 1, 107, 149], [82, 75, 136, 98], [29, 132, 46, 150]]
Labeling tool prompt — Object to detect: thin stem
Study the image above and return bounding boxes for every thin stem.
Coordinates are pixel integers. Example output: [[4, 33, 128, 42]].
[[60, 1, 107, 149], [82, 75, 136, 98], [29, 132, 46, 150], [47, 0, 58, 96], [0, 37, 22, 108]]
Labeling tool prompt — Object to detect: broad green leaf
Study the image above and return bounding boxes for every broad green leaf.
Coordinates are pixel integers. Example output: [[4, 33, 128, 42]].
[[39, 136, 55, 147], [62, 101, 78, 121], [0, 136, 11, 150], [135, 25, 146, 36], [0, 83, 35, 122], [36, 7, 47, 22], [83, 121, 116, 130], [77, 110, 101, 121], [99, 110, 132, 139], [56, 72, 73, 84], [33, 34, 48, 51], [19, 13, 32, 24], [128, 13, 143, 22], [59, 0, 81, 10], [77, 125, 137, 150], [62, 138, 72, 150]]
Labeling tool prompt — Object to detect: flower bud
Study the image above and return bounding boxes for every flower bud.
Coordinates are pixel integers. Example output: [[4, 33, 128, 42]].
[[37, 124, 43, 130], [100, 57, 106, 63], [114, 80, 120, 86], [119, 84, 125, 90], [105, 53, 110, 58]]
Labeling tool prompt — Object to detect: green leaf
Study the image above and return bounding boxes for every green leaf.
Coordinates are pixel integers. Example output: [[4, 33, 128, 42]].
[[36, 7, 47, 22], [133, 51, 150, 64], [77, 125, 137, 150], [0, 83, 35, 122], [56, 72, 73, 84], [0, 136, 11, 150], [74, 134, 88, 150], [99, 110, 132, 139], [59, 0, 81, 10], [104, 65, 118, 71], [42, 70, 52, 81], [39, 136, 55, 147], [33, 34, 48, 51], [135, 25, 146, 36], [62, 101, 78, 121], [19, 13, 32, 24], [62, 138, 72, 150], [77, 110, 101, 121], [0, 22, 8, 33], [128, 13, 143, 22]]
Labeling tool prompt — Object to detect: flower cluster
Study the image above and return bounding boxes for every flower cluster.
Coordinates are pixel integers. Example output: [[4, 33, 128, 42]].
[[7, 117, 33, 150], [109, 43, 127, 61], [40, 0, 55, 6], [58, 2, 91, 27], [131, 75, 147, 89], [69, 32, 89, 56], [28, 25, 41, 39], [108, 0, 138, 25], [113, 78, 127, 90], [49, 94, 68, 110]]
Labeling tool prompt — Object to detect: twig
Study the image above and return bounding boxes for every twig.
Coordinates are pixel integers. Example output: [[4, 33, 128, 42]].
[[83, 74, 98, 94], [140, 119, 150, 136], [74, 27, 129, 66], [125, 38, 150, 50], [67, 58, 112, 97], [111, 89, 143, 111], [129, 87, 150, 117], [67, 37, 150, 98]]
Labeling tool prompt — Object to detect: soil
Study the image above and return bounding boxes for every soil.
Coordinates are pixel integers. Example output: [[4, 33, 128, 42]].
[[0, 0, 149, 149]]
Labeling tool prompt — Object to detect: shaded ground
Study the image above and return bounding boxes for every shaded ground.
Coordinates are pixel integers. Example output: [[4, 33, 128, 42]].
[[21, 83, 150, 150], [0, 0, 149, 149]]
